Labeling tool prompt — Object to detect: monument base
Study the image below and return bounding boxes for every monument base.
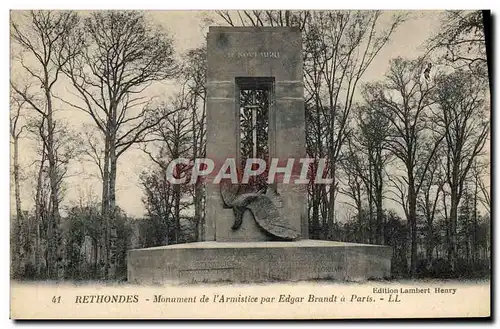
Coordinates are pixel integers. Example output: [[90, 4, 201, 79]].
[[127, 240, 392, 284]]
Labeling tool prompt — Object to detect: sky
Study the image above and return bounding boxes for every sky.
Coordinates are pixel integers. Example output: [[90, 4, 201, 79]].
[[11, 10, 455, 219]]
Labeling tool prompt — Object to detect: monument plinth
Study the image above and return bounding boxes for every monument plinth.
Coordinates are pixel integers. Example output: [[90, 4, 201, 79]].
[[127, 27, 392, 284]]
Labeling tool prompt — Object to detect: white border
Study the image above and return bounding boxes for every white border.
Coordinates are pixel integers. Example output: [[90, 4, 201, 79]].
[[2, 2, 497, 328]]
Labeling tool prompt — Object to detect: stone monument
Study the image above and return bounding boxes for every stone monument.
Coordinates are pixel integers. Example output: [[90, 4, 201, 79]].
[[127, 27, 392, 284]]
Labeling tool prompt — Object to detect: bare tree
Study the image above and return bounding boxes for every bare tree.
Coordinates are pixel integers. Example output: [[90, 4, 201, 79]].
[[339, 136, 367, 243], [61, 11, 177, 278], [362, 57, 445, 276], [10, 94, 26, 226], [142, 97, 193, 245], [427, 10, 487, 79], [28, 118, 48, 278], [182, 47, 207, 241], [417, 146, 445, 268], [433, 70, 489, 270], [356, 105, 392, 244], [10, 93, 27, 277], [469, 160, 489, 263], [16, 110, 81, 278], [302, 11, 405, 240], [11, 10, 80, 279], [339, 105, 391, 244]]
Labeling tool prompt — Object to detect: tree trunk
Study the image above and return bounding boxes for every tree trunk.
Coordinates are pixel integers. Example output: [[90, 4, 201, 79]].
[[310, 185, 320, 239], [376, 190, 383, 245], [34, 148, 45, 278], [356, 196, 363, 244], [426, 222, 433, 268], [449, 187, 459, 272], [108, 148, 118, 279], [367, 159, 374, 244], [327, 167, 336, 240], [375, 151, 384, 245], [92, 237, 98, 276], [408, 181, 418, 277], [45, 87, 63, 279], [13, 136, 22, 223], [174, 184, 181, 244], [12, 135, 23, 276], [473, 176, 478, 265], [101, 133, 110, 279]]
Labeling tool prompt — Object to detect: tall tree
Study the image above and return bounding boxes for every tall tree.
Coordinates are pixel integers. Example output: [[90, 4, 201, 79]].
[[302, 11, 404, 239], [339, 139, 366, 243], [10, 93, 27, 277], [356, 105, 392, 244], [10, 94, 26, 230], [62, 11, 177, 278], [434, 70, 489, 271], [11, 10, 80, 279], [340, 105, 391, 245], [142, 97, 193, 245], [417, 146, 445, 268], [30, 117, 48, 278], [362, 57, 444, 276], [182, 47, 207, 241]]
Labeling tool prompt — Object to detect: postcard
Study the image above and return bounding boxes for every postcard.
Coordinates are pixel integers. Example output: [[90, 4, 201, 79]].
[[9, 9, 491, 319]]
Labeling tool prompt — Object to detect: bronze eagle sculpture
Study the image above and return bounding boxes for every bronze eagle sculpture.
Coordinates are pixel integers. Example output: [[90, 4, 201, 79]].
[[219, 179, 300, 240]]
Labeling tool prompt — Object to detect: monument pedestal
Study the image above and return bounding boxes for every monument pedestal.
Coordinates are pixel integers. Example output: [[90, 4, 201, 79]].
[[127, 240, 392, 284]]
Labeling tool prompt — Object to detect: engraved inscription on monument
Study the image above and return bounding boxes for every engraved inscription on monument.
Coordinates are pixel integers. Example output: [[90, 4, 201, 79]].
[[227, 51, 281, 59]]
